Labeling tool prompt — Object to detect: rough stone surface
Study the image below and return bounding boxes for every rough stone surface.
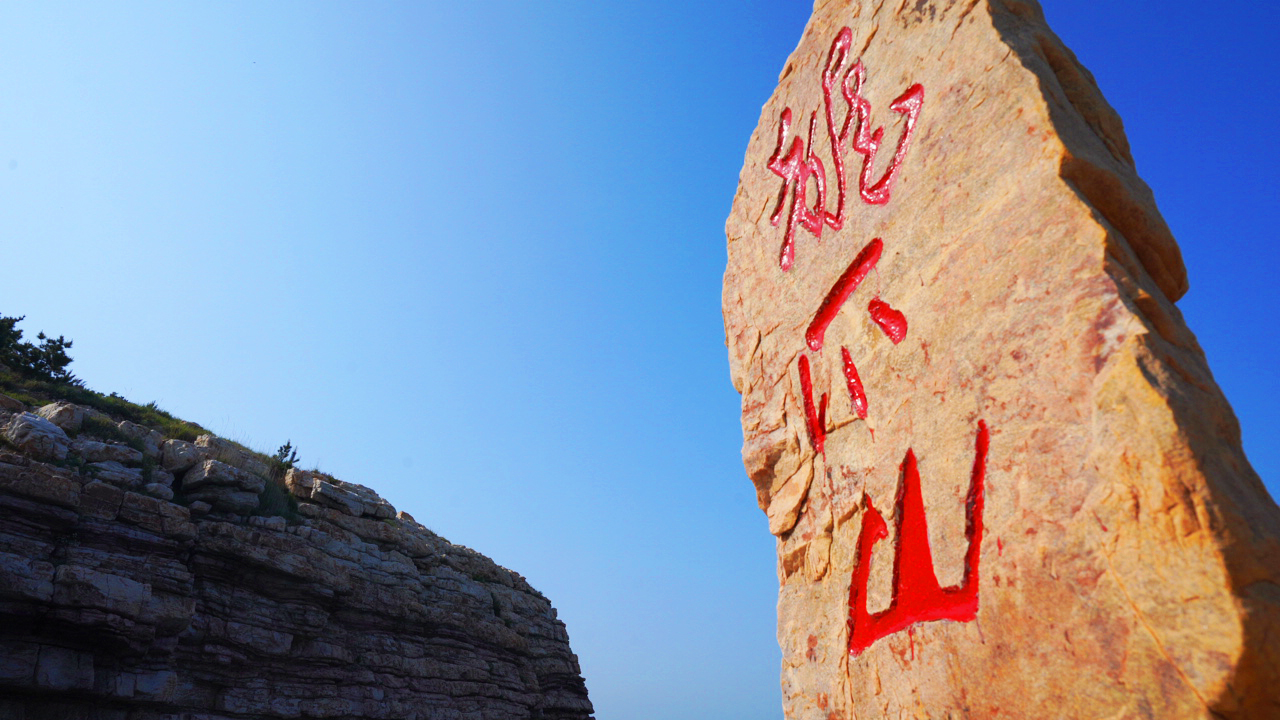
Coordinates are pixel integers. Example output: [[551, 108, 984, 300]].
[[88, 460, 144, 489], [72, 438, 144, 465], [184, 458, 263, 493], [195, 434, 270, 477], [180, 459, 266, 515], [143, 482, 175, 501], [36, 401, 84, 434], [161, 438, 203, 473], [3, 412, 70, 462], [117, 420, 164, 459], [723, 2, 1280, 718], [0, 435, 593, 719], [150, 468, 176, 489], [0, 393, 24, 412], [286, 468, 397, 519]]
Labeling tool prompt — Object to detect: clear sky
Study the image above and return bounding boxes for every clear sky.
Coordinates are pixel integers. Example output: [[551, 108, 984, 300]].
[[0, 3, 1275, 719]]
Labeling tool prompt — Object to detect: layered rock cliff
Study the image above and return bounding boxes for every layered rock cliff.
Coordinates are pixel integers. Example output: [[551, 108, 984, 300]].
[[0, 398, 594, 719]]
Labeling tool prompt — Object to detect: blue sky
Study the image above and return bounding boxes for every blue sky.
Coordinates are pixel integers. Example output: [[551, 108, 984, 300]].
[[0, 3, 1275, 719]]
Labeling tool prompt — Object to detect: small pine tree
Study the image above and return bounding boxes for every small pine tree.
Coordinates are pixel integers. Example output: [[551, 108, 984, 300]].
[[270, 441, 299, 480], [30, 332, 76, 382], [0, 315, 27, 371], [0, 314, 79, 384]]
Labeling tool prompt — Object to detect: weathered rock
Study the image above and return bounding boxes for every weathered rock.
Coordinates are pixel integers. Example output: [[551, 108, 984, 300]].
[[0, 426, 593, 719], [80, 480, 125, 520], [116, 420, 164, 458], [160, 438, 203, 473], [88, 460, 144, 489], [180, 459, 263, 514], [192, 486, 259, 515], [0, 393, 24, 412], [0, 551, 55, 603], [3, 412, 70, 461], [286, 468, 395, 519], [724, 3, 1280, 718], [292, 471, 363, 516], [0, 451, 78, 509], [35, 401, 83, 433], [35, 646, 94, 692], [194, 434, 269, 477], [183, 458, 264, 494], [150, 468, 175, 488], [72, 438, 144, 465], [52, 564, 151, 620], [283, 466, 316, 491], [143, 482, 174, 501]]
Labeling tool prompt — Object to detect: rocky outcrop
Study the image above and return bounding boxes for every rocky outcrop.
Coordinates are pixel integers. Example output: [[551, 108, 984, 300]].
[[724, 1, 1280, 718], [0, 402, 593, 719], [3, 412, 72, 462]]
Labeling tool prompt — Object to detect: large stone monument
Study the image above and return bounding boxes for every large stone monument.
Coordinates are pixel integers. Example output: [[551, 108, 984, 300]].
[[723, 1, 1280, 717]]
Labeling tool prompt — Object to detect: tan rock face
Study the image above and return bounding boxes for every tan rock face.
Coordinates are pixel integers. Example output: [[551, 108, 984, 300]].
[[723, 1, 1280, 718]]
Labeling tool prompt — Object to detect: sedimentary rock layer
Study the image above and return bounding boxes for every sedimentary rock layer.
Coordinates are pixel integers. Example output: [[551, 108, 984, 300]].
[[0, 404, 593, 719], [723, 1, 1280, 717]]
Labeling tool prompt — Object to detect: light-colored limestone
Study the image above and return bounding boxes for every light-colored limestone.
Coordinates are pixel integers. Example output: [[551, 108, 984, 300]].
[[72, 439, 144, 465], [36, 402, 83, 434], [3, 412, 70, 462]]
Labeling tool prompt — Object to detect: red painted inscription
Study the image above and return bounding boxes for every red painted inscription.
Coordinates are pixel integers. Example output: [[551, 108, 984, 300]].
[[797, 235, 897, 455], [768, 28, 987, 658], [798, 354, 828, 456], [840, 347, 868, 419], [857, 83, 924, 206], [806, 237, 883, 351], [847, 421, 989, 655], [867, 297, 908, 344], [768, 108, 827, 271], [767, 27, 924, 271]]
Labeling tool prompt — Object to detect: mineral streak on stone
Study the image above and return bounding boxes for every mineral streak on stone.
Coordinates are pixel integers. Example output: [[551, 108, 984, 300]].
[[0, 404, 593, 718], [723, 1, 1280, 718]]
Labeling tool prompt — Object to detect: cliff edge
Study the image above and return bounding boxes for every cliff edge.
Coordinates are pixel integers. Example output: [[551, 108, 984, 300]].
[[0, 395, 594, 719]]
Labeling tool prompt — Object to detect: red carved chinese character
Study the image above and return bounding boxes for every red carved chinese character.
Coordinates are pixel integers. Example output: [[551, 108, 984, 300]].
[[771, 28, 986, 658], [769, 29, 924, 270], [840, 347, 868, 420], [798, 237, 905, 435], [768, 109, 827, 272], [847, 421, 989, 656], [806, 238, 883, 352], [868, 297, 908, 344], [820, 28, 858, 233], [853, 80, 924, 206], [798, 354, 828, 456]]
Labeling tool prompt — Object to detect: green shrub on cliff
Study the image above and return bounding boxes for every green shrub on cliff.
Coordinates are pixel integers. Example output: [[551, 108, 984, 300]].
[[255, 441, 302, 522], [0, 314, 78, 384], [0, 313, 205, 442]]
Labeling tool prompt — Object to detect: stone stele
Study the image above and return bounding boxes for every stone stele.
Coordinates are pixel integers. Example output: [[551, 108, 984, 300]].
[[722, 1, 1280, 718]]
